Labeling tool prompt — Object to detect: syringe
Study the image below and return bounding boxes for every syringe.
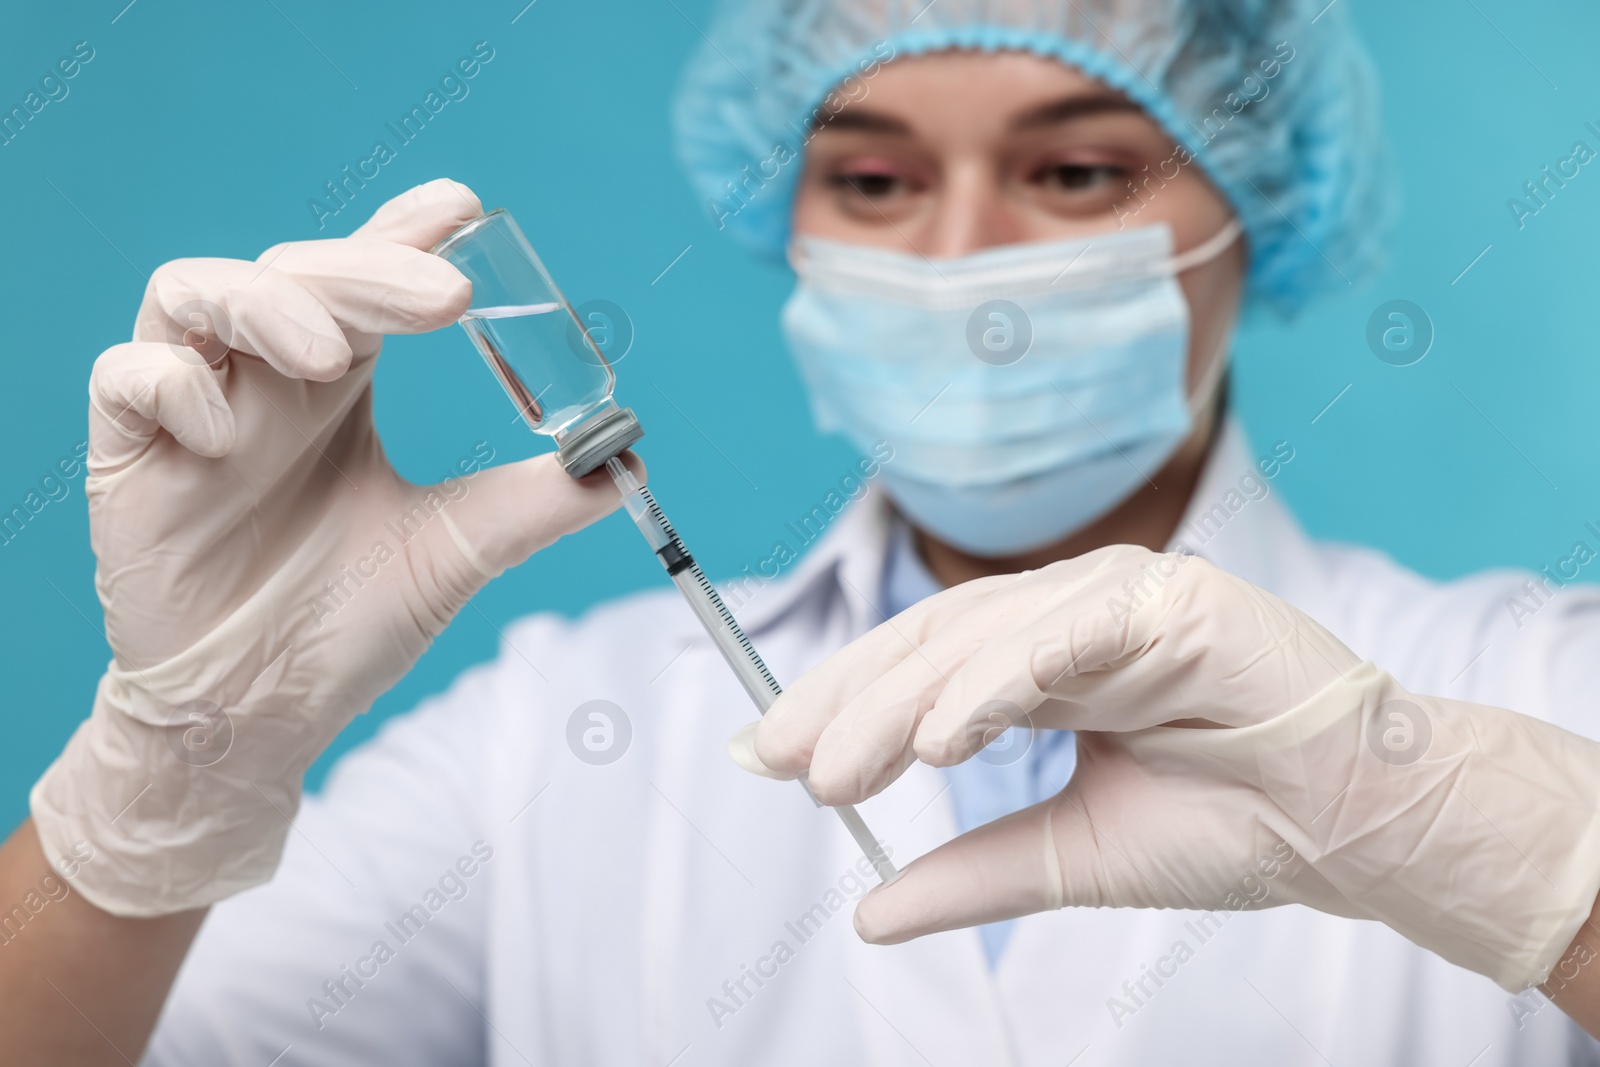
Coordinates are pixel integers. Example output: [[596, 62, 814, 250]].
[[605, 457, 899, 884], [430, 207, 896, 882]]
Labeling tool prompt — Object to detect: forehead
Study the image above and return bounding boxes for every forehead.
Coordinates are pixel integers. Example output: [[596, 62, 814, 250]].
[[821, 49, 1155, 140]]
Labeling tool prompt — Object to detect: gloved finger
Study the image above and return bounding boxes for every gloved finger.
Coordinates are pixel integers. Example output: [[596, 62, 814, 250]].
[[918, 550, 1362, 764], [135, 258, 353, 382], [914, 547, 1190, 766], [857, 728, 1298, 944], [802, 572, 1059, 804], [430, 451, 645, 581], [350, 178, 483, 250], [252, 238, 472, 339], [753, 572, 1016, 781], [88, 342, 236, 472], [853, 793, 1087, 944], [726, 722, 799, 780], [799, 546, 1146, 788]]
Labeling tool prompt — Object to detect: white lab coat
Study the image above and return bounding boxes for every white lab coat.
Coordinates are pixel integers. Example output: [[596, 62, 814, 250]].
[[145, 421, 1600, 1066]]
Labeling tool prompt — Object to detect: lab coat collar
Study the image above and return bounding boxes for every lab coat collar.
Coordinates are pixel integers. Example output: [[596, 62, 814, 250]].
[[1164, 419, 1319, 600], [1169, 416, 1266, 554], [726, 484, 896, 640]]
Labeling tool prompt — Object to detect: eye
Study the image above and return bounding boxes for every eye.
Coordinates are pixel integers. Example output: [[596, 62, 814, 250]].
[[1034, 161, 1125, 192], [829, 171, 908, 199]]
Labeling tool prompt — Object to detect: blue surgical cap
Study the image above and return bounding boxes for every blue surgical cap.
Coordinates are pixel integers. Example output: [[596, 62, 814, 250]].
[[672, 0, 1393, 316]]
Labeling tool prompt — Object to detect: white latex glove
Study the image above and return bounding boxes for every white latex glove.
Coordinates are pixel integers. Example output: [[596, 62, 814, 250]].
[[733, 545, 1600, 992], [32, 179, 635, 917]]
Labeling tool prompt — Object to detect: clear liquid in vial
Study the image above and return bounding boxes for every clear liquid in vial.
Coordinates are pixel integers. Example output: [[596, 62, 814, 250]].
[[459, 302, 613, 435]]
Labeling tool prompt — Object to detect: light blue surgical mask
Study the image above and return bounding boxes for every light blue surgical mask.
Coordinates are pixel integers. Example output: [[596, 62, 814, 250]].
[[780, 221, 1241, 556]]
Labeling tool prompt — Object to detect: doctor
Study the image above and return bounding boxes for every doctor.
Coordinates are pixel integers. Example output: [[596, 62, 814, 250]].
[[7, 1, 1600, 1065]]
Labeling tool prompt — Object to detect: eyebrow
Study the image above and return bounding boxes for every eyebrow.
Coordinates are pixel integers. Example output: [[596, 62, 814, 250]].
[[1011, 94, 1145, 129], [814, 108, 911, 134], [811, 92, 1146, 137]]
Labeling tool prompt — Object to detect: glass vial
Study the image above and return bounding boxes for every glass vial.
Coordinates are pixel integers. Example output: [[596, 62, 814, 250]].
[[432, 209, 642, 477]]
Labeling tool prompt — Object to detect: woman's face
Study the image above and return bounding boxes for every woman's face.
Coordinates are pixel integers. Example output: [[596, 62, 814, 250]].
[[792, 50, 1247, 394]]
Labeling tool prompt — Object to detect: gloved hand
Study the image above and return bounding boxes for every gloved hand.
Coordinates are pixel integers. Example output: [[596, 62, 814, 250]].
[[732, 545, 1600, 992], [31, 180, 634, 917]]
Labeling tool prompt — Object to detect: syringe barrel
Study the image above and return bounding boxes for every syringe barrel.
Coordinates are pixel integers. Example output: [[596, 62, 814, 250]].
[[611, 471, 784, 711], [667, 567, 779, 714], [606, 466, 899, 882]]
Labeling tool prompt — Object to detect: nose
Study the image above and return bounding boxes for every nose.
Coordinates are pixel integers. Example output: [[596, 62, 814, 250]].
[[920, 157, 1031, 259]]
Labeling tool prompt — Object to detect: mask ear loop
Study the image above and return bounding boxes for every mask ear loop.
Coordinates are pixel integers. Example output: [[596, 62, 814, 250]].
[[1168, 218, 1245, 415], [1167, 218, 1245, 275]]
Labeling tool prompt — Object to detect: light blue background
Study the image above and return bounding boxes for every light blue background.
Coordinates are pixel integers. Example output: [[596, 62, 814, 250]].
[[1, 0, 1594, 827]]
